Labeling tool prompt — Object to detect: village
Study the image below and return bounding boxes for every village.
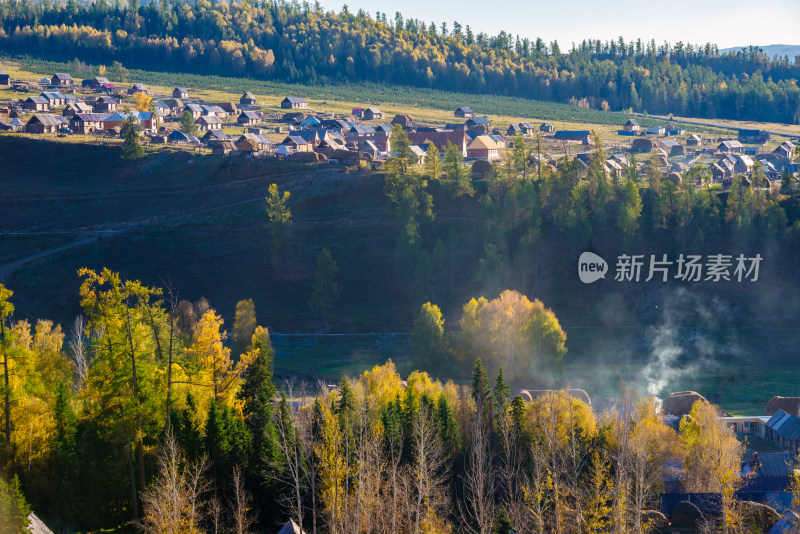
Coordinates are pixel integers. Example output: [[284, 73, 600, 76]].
[[1, 67, 798, 186]]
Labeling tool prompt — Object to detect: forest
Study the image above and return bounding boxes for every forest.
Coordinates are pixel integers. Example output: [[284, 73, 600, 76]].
[[1, 0, 800, 123], [0, 275, 775, 534]]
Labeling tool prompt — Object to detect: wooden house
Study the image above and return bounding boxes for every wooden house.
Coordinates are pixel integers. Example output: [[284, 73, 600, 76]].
[[281, 135, 312, 152], [25, 114, 68, 133], [93, 96, 118, 113], [455, 106, 474, 118], [540, 122, 555, 133], [240, 92, 257, 105], [391, 114, 414, 128], [24, 96, 50, 112], [63, 101, 93, 118], [623, 119, 640, 132], [173, 87, 189, 99], [739, 129, 770, 144], [184, 103, 203, 119], [41, 92, 67, 107], [553, 130, 591, 144], [687, 134, 702, 146], [631, 137, 656, 153], [281, 96, 308, 109], [128, 83, 148, 95], [237, 111, 262, 126], [69, 113, 110, 134], [217, 102, 239, 115], [211, 141, 237, 156], [195, 115, 222, 132], [717, 140, 745, 154], [202, 130, 231, 145], [507, 124, 522, 136], [362, 107, 383, 121], [51, 73, 74, 86], [0, 69, 9, 86], [466, 116, 491, 133]]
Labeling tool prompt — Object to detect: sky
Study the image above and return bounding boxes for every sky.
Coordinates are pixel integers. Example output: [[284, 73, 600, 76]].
[[320, 0, 800, 50]]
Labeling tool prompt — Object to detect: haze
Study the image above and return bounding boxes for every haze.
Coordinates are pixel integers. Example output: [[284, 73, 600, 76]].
[[325, 0, 800, 50]]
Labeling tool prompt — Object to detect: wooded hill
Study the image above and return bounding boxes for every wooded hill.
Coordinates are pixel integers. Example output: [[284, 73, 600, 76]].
[[1, 0, 799, 123]]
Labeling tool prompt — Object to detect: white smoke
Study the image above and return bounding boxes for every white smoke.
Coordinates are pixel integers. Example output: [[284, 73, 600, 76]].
[[640, 288, 728, 399]]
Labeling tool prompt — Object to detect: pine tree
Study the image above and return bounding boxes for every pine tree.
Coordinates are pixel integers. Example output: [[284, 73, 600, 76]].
[[308, 248, 340, 332], [121, 115, 144, 160], [179, 110, 197, 135]]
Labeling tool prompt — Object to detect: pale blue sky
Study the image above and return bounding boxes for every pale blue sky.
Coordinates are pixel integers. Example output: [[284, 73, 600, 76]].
[[324, 0, 800, 50]]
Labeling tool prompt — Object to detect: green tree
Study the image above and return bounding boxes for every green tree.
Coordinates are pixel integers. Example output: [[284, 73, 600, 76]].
[[232, 299, 257, 349], [121, 115, 144, 160], [384, 134, 433, 244], [424, 141, 442, 181], [179, 110, 197, 135], [443, 141, 473, 196], [0, 474, 30, 533], [308, 248, 340, 332], [265, 183, 292, 268], [512, 133, 529, 179], [410, 302, 448, 372]]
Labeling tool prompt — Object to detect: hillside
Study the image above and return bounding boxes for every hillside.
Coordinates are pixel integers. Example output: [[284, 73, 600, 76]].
[[4, 135, 800, 413], [722, 44, 800, 58], [1, 2, 799, 123]]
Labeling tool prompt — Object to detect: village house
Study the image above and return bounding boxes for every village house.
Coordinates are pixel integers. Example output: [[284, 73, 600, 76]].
[[455, 106, 474, 118], [519, 122, 536, 135], [236, 133, 272, 153], [63, 101, 93, 118], [373, 131, 392, 152], [202, 129, 231, 145], [466, 116, 492, 133], [281, 135, 311, 152], [212, 141, 237, 156], [391, 114, 414, 128], [739, 128, 770, 144], [51, 73, 74, 86], [0, 69, 9, 86], [69, 113, 110, 134], [93, 96, 118, 113], [646, 126, 666, 136], [540, 122, 555, 133], [711, 159, 734, 183], [128, 83, 148, 95], [467, 135, 502, 161], [25, 114, 69, 134], [202, 105, 227, 119], [24, 96, 50, 112], [718, 140, 745, 154], [553, 130, 591, 144], [173, 87, 189, 99], [240, 91, 257, 106], [195, 115, 222, 132], [237, 111, 262, 126], [774, 141, 796, 159], [184, 103, 203, 119], [362, 107, 383, 120], [623, 118, 640, 132], [765, 410, 800, 454], [103, 111, 155, 133], [733, 154, 754, 174], [168, 130, 190, 143], [216, 102, 239, 115], [345, 124, 376, 145], [408, 130, 468, 156], [687, 134, 702, 146], [41, 92, 67, 107], [87, 76, 111, 89], [161, 98, 183, 115], [506, 124, 522, 136], [360, 140, 381, 159], [281, 96, 308, 109], [300, 116, 321, 129]]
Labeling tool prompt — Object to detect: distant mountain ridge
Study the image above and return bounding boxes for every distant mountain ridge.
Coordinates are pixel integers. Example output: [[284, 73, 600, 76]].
[[721, 44, 800, 58]]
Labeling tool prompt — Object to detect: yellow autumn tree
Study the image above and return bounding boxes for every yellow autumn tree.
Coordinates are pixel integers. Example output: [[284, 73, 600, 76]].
[[457, 290, 566, 381], [183, 310, 253, 416], [680, 400, 743, 530], [134, 91, 153, 112]]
